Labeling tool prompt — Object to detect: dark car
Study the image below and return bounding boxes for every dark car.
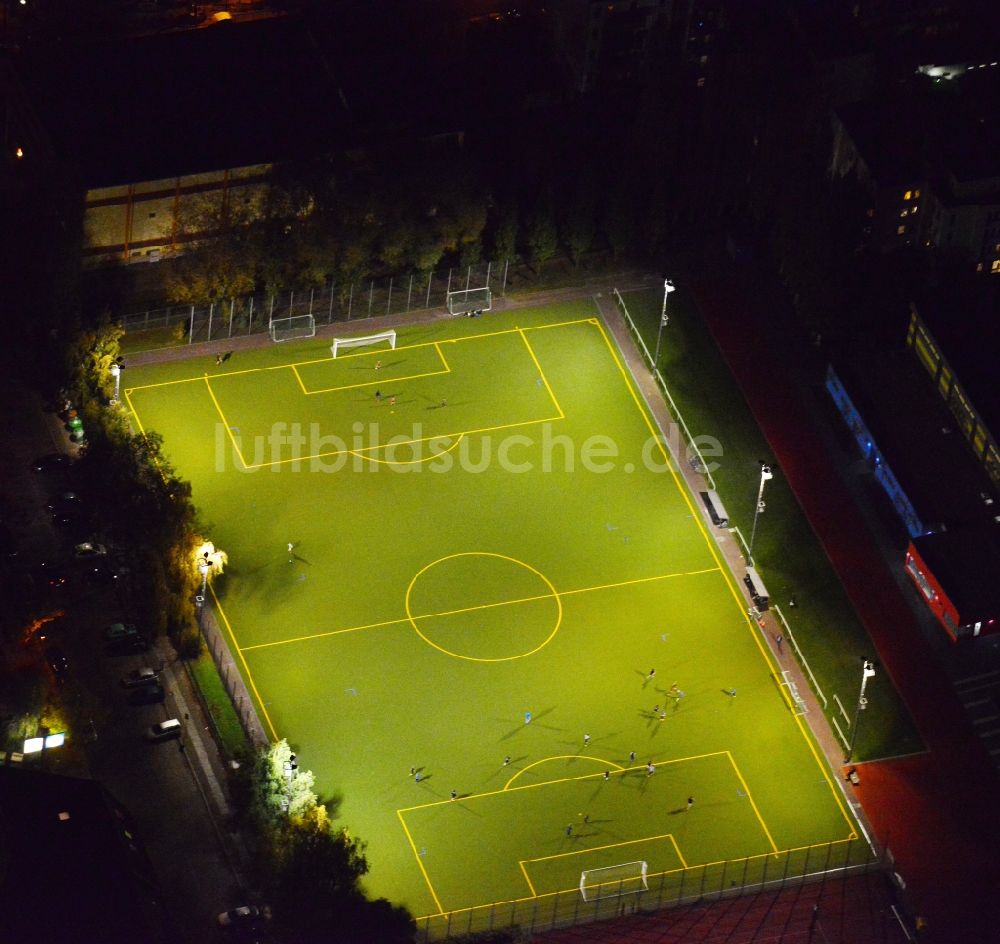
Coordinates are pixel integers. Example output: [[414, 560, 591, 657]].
[[105, 634, 151, 656], [127, 684, 165, 706], [121, 667, 159, 688], [44, 646, 70, 683], [31, 453, 72, 473]]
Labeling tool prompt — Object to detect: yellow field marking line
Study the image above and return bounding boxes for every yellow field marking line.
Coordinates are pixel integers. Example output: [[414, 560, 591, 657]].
[[594, 313, 860, 837], [242, 413, 564, 470], [417, 836, 862, 921], [523, 831, 686, 868], [517, 327, 564, 420], [399, 751, 730, 815], [125, 318, 598, 392], [203, 376, 248, 470], [350, 434, 465, 467], [239, 565, 720, 653], [518, 832, 684, 899], [298, 343, 451, 395], [290, 363, 308, 395], [503, 756, 625, 791], [725, 751, 779, 855], [240, 614, 413, 652], [122, 387, 146, 434], [397, 809, 444, 914], [210, 583, 278, 741]]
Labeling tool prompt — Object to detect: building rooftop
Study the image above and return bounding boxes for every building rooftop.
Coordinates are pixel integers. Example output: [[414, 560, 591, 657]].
[[0, 766, 168, 944], [832, 342, 999, 530], [914, 283, 1000, 442], [914, 523, 1000, 623], [17, 16, 351, 187]]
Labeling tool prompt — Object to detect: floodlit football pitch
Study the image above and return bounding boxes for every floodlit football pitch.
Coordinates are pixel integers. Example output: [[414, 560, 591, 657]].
[[124, 301, 865, 927]]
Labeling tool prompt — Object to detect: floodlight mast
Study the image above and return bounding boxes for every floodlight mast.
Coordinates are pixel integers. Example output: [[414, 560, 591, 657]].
[[110, 362, 122, 401], [652, 278, 676, 370], [845, 660, 876, 763], [747, 462, 774, 567]]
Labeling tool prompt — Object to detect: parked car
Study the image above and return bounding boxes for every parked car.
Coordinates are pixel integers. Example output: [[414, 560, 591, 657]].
[[31, 453, 71, 473], [121, 667, 159, 688], [104, 621, 139, 641], [106, 634, 150, 655], [127, 684, 165, 706], [145, 718, 182, 742], [74, 541, 107, 560], [44, 646, 70, 683]]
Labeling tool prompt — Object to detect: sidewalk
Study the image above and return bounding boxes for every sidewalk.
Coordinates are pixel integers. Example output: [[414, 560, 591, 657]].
[[691, 272, 1000, 943]]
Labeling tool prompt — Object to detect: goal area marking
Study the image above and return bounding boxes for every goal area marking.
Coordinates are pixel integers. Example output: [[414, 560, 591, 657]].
[[293, 341, 451, 396], [395, 749, 794, 918]]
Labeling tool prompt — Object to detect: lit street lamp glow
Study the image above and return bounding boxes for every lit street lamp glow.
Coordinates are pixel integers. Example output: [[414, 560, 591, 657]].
[[110, 362, 122, 402]]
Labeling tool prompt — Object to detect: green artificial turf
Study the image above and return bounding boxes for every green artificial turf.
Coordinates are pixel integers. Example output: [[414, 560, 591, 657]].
[[188, 652, 249, 759], [619, 288, 922, 763], [125, 302, 866, 924]]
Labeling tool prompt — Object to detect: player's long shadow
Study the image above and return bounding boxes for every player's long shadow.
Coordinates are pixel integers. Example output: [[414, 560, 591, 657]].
[[289, 553, 312, 566], [499, 707, 559, 740]]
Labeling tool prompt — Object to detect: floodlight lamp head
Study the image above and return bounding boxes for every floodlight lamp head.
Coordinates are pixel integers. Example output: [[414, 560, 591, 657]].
[[110, 363, 121, 377], [664, 279, 676, 293], [760, 463, 773, 480], [863, 660, 876, 678]]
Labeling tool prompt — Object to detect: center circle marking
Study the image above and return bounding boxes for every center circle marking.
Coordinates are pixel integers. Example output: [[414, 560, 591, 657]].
[[405, 552, 562, 662]]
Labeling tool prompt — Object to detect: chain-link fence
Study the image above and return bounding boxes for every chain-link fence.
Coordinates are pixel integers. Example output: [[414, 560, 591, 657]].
[[415, 836, 881, 941], [119, 260, 511, 350]]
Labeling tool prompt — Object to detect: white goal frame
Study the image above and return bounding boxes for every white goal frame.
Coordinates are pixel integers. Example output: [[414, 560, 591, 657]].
[[269, 314, 316, 342], [447, 286, 492, 316], [579, 860, 648, 902], [331, 330, 397, 358]]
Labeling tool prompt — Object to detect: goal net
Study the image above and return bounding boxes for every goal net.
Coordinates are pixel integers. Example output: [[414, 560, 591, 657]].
[[580, 861, 648, 902], [269, 314, 316, 342], [447, 286, 492, 315], [331, 330, 397, 358]]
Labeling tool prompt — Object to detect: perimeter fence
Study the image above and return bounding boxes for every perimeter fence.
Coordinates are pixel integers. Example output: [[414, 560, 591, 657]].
[[118, 260, 510, 349], [415, 836, 883, 941]]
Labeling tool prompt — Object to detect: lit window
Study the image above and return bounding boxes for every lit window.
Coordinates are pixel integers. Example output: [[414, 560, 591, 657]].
[[897, 224, 907, 235], [915, 189, 921, 198], [991, 259, 1000, 273], [696, 76, 706, 87], [904, 190, 912, 200], [900, 209, 909, 218], [15, 146, 24, 159], [912, 204, 918, 214]]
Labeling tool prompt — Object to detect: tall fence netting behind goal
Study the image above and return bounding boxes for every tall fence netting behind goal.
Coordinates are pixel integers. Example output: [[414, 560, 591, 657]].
[[447, 286, 492, 315], [580, 861, 649, 902], [269, 314, 316, 342]]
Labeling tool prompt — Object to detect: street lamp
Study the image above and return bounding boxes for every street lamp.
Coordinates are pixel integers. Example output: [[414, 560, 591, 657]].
[[845, 660, 876, 763], [747, 461, 774, 566], [110, 362, 122, 402], [652, 278, 676, 371], [197, 552, 213, 629]]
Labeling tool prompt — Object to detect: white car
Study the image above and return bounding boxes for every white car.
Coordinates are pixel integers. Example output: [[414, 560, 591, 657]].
[[145, 719, 182, 742], [74, 541, 107, 560]]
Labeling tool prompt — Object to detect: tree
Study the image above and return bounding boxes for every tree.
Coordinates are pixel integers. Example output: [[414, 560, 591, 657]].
[[561, 175, 597, 265], [525, 199, 559, 266], [491, 202, 518, 262]]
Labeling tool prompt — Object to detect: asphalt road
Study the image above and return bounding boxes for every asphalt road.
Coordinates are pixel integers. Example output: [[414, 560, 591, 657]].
[[3, 379, 246, 944]]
